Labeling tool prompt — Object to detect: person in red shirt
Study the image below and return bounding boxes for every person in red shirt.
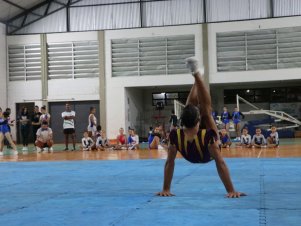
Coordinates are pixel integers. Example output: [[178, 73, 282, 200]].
[[114, 127, 128, 150], [156, 57, 245, 198]]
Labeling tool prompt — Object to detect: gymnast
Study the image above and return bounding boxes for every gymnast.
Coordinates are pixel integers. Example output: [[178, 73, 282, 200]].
[[157, 57, 245, 198]]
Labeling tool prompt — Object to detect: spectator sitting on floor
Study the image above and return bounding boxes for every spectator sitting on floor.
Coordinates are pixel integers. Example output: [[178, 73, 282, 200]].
[[236, 127, 252, 148], [128, 128, 139, 150], [148, 125, 162, 149], [219, 128, 232, 148], [115, 127, 128, 150], [252, 128, 266, 148], [81, 131, 94, 151], [96, 131, 112, 151], [267, 126, 279, 148], [95, 125, 102, 138]]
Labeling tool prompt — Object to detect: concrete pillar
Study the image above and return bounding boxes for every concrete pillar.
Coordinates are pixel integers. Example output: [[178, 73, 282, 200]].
[[0, 23, 7, 108], [40, 34, 48, 107], [98, 31, 106, 132], [202, 23, 210, 90]]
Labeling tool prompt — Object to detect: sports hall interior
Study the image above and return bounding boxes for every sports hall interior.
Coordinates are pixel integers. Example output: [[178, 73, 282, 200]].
[[0, 1, 300, 226]]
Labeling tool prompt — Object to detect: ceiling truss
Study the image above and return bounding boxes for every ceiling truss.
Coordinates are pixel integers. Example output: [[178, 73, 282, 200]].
[[6, 0, 82, 34]]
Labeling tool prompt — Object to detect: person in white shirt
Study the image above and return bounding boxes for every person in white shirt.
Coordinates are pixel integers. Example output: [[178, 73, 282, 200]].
[[35, 121, 54, 153], [236, 128, 252, 148], [81, 131, 94, 151], [87, 107, 97, 138], [267, 126, 279, 148], [96, 131, 112, 151], [252, 128, 266, 148], [62, 103, 76, 151], [39, 106, 51, 124], [128, 128, 139, 150]]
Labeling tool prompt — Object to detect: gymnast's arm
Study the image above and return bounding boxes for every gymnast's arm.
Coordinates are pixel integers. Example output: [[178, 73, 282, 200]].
[[209, 141, 246, 198], [156, 144, 177, 197]]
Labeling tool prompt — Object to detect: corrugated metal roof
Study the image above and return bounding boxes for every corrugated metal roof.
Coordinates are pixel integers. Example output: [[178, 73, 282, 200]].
[[0, 0, 44, 23]]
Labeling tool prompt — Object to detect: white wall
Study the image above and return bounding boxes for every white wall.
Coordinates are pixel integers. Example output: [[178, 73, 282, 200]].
[[208, 16, 301, 84], [46, 31, 98, 43], [7, 34, 42, 140], [6, 18, 301, 141], [125, 88, 144, 137], [6, 32, 100, 140], [105, 24, 202, 138], [0, 23, 6, 109], [47, 31, 100, 102]]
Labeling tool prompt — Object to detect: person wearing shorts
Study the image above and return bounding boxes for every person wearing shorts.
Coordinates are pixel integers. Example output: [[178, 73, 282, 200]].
[[232, 107, 245, 141], [62, 103, 76, 151], [221, 107, 231, 133], [35, 121, 54, 153], [87, 107, 97, 138], [0, 110, 18, 156]]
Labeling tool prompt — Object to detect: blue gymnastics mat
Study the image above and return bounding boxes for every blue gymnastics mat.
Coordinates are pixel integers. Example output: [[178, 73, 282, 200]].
[[0, 158, 300, 226]]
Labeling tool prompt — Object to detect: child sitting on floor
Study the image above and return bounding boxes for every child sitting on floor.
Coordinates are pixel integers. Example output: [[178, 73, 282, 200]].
[[81, 131, 94, 151], [236, 128, 252, 148], [128, 128, 139, 150], [96, 131, 112, 151], [252, 128, 266, 148], [95, 125, 102, 138], [219, 128, 232, 148], [267, 126, 279, 148]]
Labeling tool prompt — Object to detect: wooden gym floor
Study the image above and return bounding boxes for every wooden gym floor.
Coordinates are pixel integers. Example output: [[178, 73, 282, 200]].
[[1, 138, 301, 162]]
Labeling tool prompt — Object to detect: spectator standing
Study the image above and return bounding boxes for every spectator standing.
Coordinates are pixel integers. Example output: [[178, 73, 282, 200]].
[[19, 107, 30, 152], [169, 110, 178, 131], [87, 107, 97, 138], [62, 103, 76, 151], [232, 107, 245, 141], [32, 106, 42, 151], [40, 106, 51, 124]]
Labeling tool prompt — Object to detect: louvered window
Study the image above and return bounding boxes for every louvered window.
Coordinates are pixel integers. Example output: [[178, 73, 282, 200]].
[[47, 41, 99, 79], [111, 35, 195, 77], [247, 30, 277, 70], [8, 44, 41, 81], [278, 27, 301, 69], [217, 32, 246, 72], [217, 26, 301, 72]]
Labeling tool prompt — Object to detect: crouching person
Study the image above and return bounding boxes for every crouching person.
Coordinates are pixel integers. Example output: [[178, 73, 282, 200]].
[[35, 121, 54, 153]]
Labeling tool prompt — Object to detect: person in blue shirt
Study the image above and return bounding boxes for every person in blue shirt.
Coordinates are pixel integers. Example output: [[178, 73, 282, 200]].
[[148, 125, 161, 149], [219, 128, 232, 148], [128, 128, 139, 150], [0, 110, 18, 156], [211, 110, 219, 125], [221, 107, 231, 133], [232, 107, 245, 141]]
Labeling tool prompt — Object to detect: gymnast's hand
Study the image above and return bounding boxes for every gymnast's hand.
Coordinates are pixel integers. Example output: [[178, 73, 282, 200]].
[[226, 191, 247, 198], [156, 190, 175, 197]]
